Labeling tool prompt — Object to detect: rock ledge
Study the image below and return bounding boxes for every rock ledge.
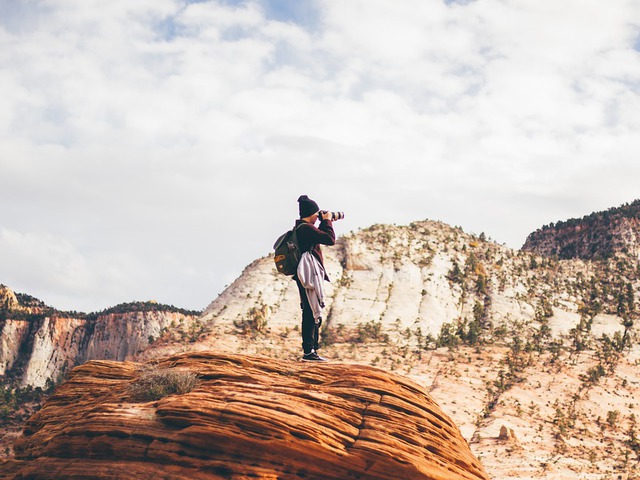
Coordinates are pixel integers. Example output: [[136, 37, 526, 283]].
[[2, 352, 488, 480]]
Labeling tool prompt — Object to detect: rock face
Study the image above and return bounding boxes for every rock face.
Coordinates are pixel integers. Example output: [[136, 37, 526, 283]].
[[522, 199, 640, 261], [196, 219, 633, 353], [0, 289, 200, 387], [201, 221, 500, 343], [2, 351, 489, 480]]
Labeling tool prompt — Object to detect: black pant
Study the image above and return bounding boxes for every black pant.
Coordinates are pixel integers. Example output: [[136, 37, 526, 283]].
[[295, 278, 319, 354]]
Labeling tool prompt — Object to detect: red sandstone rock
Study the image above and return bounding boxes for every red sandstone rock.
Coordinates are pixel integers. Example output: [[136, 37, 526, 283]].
[[1, 352, 489, 480]]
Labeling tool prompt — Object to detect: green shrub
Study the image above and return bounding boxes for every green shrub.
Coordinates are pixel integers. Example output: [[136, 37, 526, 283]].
[[234, 304, 269, 335], [436, 322, 460, 349], [354, 320, 389, 343]]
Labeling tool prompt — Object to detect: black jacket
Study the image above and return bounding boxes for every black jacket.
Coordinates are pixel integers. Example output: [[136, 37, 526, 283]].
[[294, 219, 335, 280]]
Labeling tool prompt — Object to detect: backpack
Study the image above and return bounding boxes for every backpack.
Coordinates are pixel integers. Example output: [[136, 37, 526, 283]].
[[273, 223, 306, 276]]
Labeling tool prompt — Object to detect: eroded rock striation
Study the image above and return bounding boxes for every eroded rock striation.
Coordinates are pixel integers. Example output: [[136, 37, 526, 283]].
[[2, 351, 489, 480]]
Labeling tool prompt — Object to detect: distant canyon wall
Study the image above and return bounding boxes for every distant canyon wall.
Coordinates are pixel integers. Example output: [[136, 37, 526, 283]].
[[0, 286, 198, 387], [523, 200, 640, 261]]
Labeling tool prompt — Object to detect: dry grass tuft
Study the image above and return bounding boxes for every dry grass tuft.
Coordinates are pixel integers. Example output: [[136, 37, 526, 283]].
[[129, 366, 199, 402]]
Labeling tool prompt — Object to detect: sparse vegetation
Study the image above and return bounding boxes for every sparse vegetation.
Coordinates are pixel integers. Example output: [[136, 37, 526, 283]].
[[234, 304, 270, 335], [354, 320, 389, 343], [184, 319, 207, 342], [1, 296, 201, 322], [0, 383, 54, 423], [90, 301, 202, 319]]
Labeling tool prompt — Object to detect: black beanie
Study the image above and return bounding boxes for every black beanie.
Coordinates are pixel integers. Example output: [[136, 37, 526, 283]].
[[298, 195, 320, 218]]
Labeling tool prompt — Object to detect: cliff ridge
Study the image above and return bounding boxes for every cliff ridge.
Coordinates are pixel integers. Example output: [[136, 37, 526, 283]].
[[0, 291, 202, 387], [522, 199, 640, 261]]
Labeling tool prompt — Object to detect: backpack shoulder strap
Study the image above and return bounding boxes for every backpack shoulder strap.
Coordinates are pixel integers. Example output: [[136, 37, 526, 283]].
[[295, 221, 312, 230]]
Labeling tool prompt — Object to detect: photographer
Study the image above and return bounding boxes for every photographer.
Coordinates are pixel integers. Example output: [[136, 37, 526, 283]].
[[293, 195, 338, 361]]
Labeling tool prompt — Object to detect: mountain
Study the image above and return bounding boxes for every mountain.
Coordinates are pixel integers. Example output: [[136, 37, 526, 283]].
[[193, 217, 634, 353], [1, 352, 489, 480]]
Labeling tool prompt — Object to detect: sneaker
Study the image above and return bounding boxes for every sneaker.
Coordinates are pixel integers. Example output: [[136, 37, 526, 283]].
[[302, 351, 327, 362]]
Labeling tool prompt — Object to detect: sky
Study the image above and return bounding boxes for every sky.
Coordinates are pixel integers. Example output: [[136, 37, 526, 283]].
[[1, 0, 640, 313]]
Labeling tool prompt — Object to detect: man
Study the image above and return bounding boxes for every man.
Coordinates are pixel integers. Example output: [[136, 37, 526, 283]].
[[294, 195, 336, 361]]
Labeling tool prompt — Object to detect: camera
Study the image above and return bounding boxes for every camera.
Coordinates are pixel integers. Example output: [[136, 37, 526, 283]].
[[319, 210, 345, 221]]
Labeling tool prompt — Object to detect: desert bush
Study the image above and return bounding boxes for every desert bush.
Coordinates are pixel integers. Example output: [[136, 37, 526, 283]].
[[435, 319, 483, 349], [435, 322, 459, 349], [505, 332, 533, 376], [626, 414, 640, 458], [447, 261, 464, 284], [569, 314, 593, 353], [581, 364, 606, 387], [354, 320, 389, 343], [606, 410, 620, 429], [553, 403, 576, 436], [185, 319, 207, 342], [129, 367, 199, 402], [476, 274, 488, 295], [234, 304, 269, 335], [323, 323, 347, 346]]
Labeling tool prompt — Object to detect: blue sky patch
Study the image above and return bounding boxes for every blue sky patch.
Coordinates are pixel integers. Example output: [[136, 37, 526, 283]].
[[216, 0, 320, 28]]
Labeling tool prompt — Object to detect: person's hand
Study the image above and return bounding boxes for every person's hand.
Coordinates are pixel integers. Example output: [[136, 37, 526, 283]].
[[320, 211, 332, 221]]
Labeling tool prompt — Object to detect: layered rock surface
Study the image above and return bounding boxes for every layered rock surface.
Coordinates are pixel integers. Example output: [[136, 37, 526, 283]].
[[2, 351, 489, 480]]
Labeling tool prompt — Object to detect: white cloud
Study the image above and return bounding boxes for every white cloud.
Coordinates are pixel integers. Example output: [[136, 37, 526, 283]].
[[0, 228, 138, 308], [1, 0, 640, 310]]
